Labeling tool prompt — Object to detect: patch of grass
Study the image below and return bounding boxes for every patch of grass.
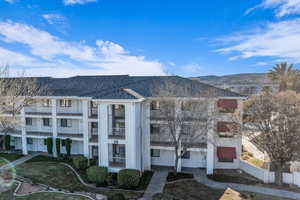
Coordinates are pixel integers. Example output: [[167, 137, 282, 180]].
[[24, 155, 61, 163], [166, 172, 193, 182], [16, 192, 91, 200], [0, 153, 23, 162], [162, 180, 295, 200], [15, 161, 143, 199], [207, 174, 261, 185], [16, 162, 85, 192], [0, 182, 18, 200]]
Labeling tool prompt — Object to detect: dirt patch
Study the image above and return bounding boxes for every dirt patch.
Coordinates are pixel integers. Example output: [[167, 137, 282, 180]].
[[16, 182, 46, 195]]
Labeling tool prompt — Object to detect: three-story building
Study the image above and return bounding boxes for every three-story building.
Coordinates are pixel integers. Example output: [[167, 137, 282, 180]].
[[1, 75, 245, 174]]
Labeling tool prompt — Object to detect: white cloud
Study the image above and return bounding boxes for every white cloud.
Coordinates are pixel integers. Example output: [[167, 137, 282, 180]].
[[42, 14, 66, 25], [0, 21, 165, 77], [216, 19, 300, 63], [246, 0, 300, 17], [63, 0, 97, 5], [3, 0, 15, 3]]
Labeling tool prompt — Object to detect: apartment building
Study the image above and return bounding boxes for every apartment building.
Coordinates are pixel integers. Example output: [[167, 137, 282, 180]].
[[1, 75, 245, 174]]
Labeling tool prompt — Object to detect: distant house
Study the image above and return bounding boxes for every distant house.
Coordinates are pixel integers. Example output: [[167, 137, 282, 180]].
[[0, 75, 245, 174]]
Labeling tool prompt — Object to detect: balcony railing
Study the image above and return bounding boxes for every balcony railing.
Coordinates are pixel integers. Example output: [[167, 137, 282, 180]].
[[109, 157, 126, 168], [89, 107, 98, 118], [26, 131, 52, 137], [57, 133, 83, 138], [89, 135, 98, 143], [108, 128, 125, 139]]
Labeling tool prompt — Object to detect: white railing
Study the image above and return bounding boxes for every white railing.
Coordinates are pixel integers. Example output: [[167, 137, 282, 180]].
[[109, 128, 125, 138], [109, 157, 126, 167], [240, 160, 300, 187]]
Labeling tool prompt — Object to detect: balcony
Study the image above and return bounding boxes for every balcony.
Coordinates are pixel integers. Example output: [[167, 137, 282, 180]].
[[89, 135, 98, 143], [109, 157, 126, 168], [25, 106, 52, 116], [57, 133, 83, 138], [26, 131, 52, 137], [108, 128, 125, 139], [56, 113, 83, 117], [89, 107, 98, 118]]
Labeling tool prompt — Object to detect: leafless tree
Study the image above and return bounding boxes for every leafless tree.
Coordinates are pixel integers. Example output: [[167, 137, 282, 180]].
[[152, 79, 240, 172], [0, 66, 46, 150], [244, 90, 300, 185]]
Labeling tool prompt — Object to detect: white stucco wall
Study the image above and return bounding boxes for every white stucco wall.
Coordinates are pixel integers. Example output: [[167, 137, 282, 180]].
[[151, 149, 206, 168]]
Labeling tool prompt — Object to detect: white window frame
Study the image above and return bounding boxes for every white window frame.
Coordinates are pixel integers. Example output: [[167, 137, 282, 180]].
[[151, 149, 160, 157], [42, 99, 51, 107], [60, 99, 72, 107], [61, 119, 72, 127], [151, 101, 160, 110]]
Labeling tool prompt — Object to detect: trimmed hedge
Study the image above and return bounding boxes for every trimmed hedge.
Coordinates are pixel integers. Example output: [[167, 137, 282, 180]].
[[72, 155, 88, 170], [4, 135, 10, 150], [46, 137, 53, 154], [86, 166, 108, 184], [117, 169, 141, 189], [65, 138, 72, 156], [55, 138, 61, 156]]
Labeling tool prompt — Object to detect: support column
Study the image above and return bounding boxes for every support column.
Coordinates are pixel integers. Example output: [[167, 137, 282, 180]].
[[51, 99, 57, 157], [82, 100, 89, 158], [175, 100, 182, 172], [141, 102, 151, 170], [125, 103, 140, 170], [20, 108, 27, 155], [206, 101, 215, 174], [98, 103, 109, 167]]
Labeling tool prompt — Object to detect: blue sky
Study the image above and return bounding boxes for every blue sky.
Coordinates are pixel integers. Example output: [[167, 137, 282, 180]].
[[0, 0, 300, 77]]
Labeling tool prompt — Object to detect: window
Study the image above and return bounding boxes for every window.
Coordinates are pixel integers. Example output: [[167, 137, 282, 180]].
[[217, 147, 236, 162], [150, 101, 160, 110], [61, 119, 72, 127], [114, 104, 124, 110], [150, 124, 160, 134], [25, 118, 32, 126], [27, 138, 33, 144], [91, 122, 98, 128], [151, 149, 160, 157], [90, 101, 97, 108], [44, 139, 47, 145], [43, 118, 51, 126], [182, 151, 190, 159], [217, 99, 238, 113], [61, 139, 66, 146], [42, 99, 51, 107], [59, 99, 72, 107]]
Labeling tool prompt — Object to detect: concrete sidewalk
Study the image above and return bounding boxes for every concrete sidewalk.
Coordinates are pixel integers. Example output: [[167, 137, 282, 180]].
[[0, 153, 39, 170], [189, 169, 300, 200], [142, 169, 169, 200]]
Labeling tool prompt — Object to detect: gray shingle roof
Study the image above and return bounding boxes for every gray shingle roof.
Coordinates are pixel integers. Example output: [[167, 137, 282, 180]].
[[9, 75, 246, 99]]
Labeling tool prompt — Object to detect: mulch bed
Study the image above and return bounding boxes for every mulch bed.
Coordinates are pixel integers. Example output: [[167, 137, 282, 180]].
[[166, 172, 194, 182]]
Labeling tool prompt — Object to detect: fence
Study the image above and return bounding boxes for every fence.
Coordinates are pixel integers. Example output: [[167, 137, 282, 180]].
[[240, 160, 300, 187]]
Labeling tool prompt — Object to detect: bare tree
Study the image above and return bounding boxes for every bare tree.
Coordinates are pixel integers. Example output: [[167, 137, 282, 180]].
[[0, 67, 46, 150], [152, 79, 240, 172], [244, 90, 300, 185]]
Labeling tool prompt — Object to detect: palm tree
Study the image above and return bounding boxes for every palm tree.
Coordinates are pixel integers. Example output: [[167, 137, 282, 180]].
[[268, 62, 296, 92]]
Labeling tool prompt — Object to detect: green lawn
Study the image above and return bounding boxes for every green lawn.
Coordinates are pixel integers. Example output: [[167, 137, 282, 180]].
[[17, 192, 91, 200], [15, 161, 142, 199], [0, 187, 90, 200], [157, 180, 294, 200], [0, 153, 23, 162], [16, 162, 85, 192]]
